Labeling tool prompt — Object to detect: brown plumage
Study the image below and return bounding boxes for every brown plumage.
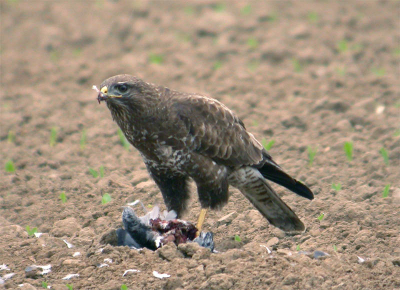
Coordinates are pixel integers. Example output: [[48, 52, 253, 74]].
[[96, 74, 313, 232]]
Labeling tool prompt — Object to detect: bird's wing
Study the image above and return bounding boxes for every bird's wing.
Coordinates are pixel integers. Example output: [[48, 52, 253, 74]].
[[167, 92, 264, 167]]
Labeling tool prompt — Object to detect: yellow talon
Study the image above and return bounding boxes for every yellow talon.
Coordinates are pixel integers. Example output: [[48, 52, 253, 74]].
[[196, 208, 207, 237]]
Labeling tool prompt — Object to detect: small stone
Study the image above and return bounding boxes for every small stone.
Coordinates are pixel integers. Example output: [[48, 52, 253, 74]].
[[178, 242, 202, 257], [164, 277, 183, 290], [25, 266, 39, 278], [19, 283, 37, 290], [157, 243, 184, 261], [216, 212, 237, 226], [50, 217, 81, 237], [313, 251, 329, 259], [192, 247, 211, 260], [62, 259, 83, 266], [283, 274, 299, 285], [266, 237, 279, 247]]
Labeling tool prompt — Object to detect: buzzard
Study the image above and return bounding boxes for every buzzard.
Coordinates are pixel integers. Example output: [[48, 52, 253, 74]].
[[96, 75, 313, 232]]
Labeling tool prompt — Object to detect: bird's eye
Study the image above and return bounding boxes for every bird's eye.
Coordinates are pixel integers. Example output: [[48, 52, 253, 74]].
[[115, 84, 128, 94]]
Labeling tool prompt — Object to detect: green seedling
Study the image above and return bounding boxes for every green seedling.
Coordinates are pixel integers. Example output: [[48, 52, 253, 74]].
[[292, 58, 302, 73], [371, 67, 385, 77], [42, 281, 48, 288], [336, 67, 346, 76], [344, 141, 353, 161], [333, 245, 337, 252], [117, 129, 130, 151], [26, 226, 38, 236], [234, 235, 242, 242], [7, 130, 15, 143], [80, 129, 87, 150], [262, 138, 275, 151], [296, 245, 300, 251], [307, 12, 319, 23], [379, 147, 389, 166], [88, 168, 99, 178], [307, 146, 317, 166], [121, 285, 128, 290], [247, 38, 259, 49], [394, 47, 400, 56], [317, 213, 325, 221], [382, 184, 390, 198], [332, 183, 341, 191], [213, 3, 226, 12], [59, 192, 67, 203], [66, 284, 73, 290], [213, 60, 222, 70], [5, 160, 15, 173], [102, 193, 112, 204], [149, 53, 164, 65], [241, 4, 251, 15], [99, 165, 105, 178], [337, 39, 348, 53], [50, 127, 57, 147], [394, 129, 400, 137]]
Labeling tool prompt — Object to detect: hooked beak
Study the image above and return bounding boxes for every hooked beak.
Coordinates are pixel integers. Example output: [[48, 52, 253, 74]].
[[94, 86, 122, 104]]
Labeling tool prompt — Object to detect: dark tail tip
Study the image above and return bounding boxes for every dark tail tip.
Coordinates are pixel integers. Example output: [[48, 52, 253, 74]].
[[292, 180, 314, 200]]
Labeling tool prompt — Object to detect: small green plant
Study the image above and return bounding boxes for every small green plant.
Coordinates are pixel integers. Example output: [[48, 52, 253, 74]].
[[371, 67, 385, 77], [394, 129, 400, 137], [317, 213, 325, 221], [332, 183, 341, 191], [99, 165, 105, 178], [344, 141, 353, 161], [307, 12, 319, 23], [42, 281, 48, 288], [333, 245, 337, 252], [337, 39, 348, 53], [121, 285, 128, 290], [66, 284, 73, 290], [5, 160, 15, 173], [247, 38, 259, 49], [262, 138, 275, 151], [26, 225, 38, 236], [50, 127, 58, 147], [184, 6, 194, 15], [234, 235, 242, 242], [88, 168, 99, 178], [149, 53, 164, 64], [117, 129, 130, 151], [379, 147, 389, 166], [394, 47, 400, 56], [336, 67, 346, 76], [7, 130, 15, 143], [292, 58, 302, 73], [213, 60, 222, 70], [296, 244, 301, 251], [102, 193, 112, 204], [241, 4, 251, 15], [80, 129, 87, 150], [59, 192, 67, 203], [382, 184, 390, 198], [213, 3, 226, 12], [307, 146, 317, 166]]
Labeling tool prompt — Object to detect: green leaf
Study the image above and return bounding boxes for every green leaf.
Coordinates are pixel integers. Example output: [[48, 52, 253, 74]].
[[247, 38, 259, 49], [296, 244, 300, 251], [262, 139, 275, 151], [26, 225, 38, 236], [59, 192, 67, 203], [149, 53, 164, 64], [307, 12, 319, 23], [99, 166, 105, 178], [234, 235, 242, 242], [66, 284, 73, 290], [379, 147, 389, 166], [117, 129, 130, 151], [213, 3, 226, 12], [80, 129, 87, 150], [121, 285, 128, 290], [42, 281, 48, 288], [371, 67, 385, 77], [337, 40, 348, 53], [344, 141, 353, 161], [213, 60, 222, 70], [317, 213, 324, 221], [394, 129, 400, 137], [88, 168, 99, 178], [241, 4, 251, 15], [307, 146, 317, 167], [333, 245, 337, 252], [102, 193, 112, 204], [382, 184, 390, 198], [50, 127, 57, 147], [331, 183, 341, 191], [335, 67, 346, 76], [5, 160, 15, 173], [7, 130, 15, 143], [292, 58, 302, 73]]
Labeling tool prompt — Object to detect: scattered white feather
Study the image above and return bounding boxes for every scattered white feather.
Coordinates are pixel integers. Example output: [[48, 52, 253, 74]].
[[98, 263, 109, 268], [260, 245, 272, 254], [127, 200, 140, 206], [73, 252, 81, 257], [38, 265, 52, 275], [357, 256, 365, 263], [103, 258, 113, 264], [92, 85, 99, 92], [375, 105, 385, 115], [153, 271, 170, 279], [34, 232, 43, 238], [63, 239, 74, 248], [0, 272, 15, 284], [62, 273, 80, 280], [96, 248, 104, 253], [0, 264, 10, 271], [123, 269, 140, 276]]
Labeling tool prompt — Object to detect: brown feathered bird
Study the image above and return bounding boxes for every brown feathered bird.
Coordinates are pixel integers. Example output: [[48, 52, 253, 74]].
[[96, 75, 313, 232]]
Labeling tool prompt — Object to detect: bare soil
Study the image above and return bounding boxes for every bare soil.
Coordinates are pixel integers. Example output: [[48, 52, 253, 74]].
[[1, 1, 399, 289]]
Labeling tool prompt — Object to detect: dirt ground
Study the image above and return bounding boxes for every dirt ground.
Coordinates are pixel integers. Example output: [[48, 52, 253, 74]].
[[1, 0, 399, 289]]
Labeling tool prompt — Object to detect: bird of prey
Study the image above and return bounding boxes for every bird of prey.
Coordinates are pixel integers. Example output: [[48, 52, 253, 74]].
[[95, 74, 313, 233]]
